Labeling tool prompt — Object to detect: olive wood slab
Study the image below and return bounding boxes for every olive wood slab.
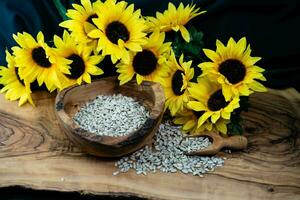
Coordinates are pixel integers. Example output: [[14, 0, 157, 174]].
[[0, 88, 299, 200]]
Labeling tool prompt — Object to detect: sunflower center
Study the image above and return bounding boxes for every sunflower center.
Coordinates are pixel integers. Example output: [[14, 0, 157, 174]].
[[207, 89, 229, 111], [105, 21, 129, 44], [14, 67, 25, 86], [193, 110, 205, 119], [172, 70, 185, 96], [132, 50, 157, 76], [219, 59, 246, 84], [65, 54, 85, 79], [86, 14, 97, 26], [31, 47, 51, 68]]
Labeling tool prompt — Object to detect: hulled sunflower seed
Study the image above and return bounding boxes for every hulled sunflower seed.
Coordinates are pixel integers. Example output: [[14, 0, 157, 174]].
[[74, 94, 149, 137], [114, 122, 225, 177]]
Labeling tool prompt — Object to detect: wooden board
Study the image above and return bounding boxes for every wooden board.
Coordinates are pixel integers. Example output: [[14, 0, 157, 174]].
[[0, 88, 299, 200]]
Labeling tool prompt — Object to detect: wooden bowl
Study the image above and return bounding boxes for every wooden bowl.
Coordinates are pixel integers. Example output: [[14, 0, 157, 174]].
[[54, 76, 165, 157]]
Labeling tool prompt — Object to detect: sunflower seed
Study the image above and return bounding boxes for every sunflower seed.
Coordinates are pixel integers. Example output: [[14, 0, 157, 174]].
[[112, 171, 119, 176], [114, 122, 225, 177], [74, 94, 149, 137]]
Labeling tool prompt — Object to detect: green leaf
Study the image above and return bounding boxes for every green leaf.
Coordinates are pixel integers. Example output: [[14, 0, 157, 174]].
[[227, 97, 250, 135], [53, 0, 68, 21], [170, 26, 206, 83], [228, 122, 243, 135], [170, 26, 205, 59]]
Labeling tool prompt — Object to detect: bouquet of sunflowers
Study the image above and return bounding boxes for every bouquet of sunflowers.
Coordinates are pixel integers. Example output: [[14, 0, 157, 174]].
[[0, 0, 267, 136]]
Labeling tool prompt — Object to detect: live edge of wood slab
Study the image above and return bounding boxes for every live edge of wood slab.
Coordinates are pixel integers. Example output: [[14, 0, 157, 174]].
[[0, 88, 299, 200]]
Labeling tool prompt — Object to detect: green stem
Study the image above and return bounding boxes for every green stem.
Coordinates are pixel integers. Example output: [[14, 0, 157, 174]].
[[53, 0, 68, 21]]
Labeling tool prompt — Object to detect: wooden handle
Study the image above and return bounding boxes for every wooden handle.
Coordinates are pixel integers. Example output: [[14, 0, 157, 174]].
[[223, 135, 248, 150]]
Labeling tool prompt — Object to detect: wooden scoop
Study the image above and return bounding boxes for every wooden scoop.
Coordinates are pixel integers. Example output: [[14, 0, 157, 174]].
[[185, 132, 248, 156]]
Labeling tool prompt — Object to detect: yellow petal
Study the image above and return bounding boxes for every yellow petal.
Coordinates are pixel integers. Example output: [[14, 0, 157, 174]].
[[136, 74, 143, 85], [187, 101, 206, 111], [179, 26, 190, 42], [249, 81, 267, 92], [238, 84, 250, 96], [125, 42, 142, 52], [88, 29, 101, 38], [221, 111, 230, 119], [216, 120, 228, 134], [222, 84, 232, 102], [77, 77, 82, 85], [216, 39, 226, 53], [172, 25, 180, 32], [197, 112, 212, 128], [37, 31, 44, 44], [203, 49, 219, 62], [18, 95, 28, 107], [182, 120, 196, 131], [235, 37, 246, 54], [252, 65, 265, 73], [227, 37, 236, 48], [211, 112, 220, 123], [111, 55, 119, 64], [93, 67, 104, 76], [173, 116, 189, 125], [83, 73, 91, 83]]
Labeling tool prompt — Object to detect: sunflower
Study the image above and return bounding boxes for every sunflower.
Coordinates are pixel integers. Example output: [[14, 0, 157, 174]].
[[173, 108, 212, 134], [88, 0, 147, 64], [161, 52, 194, 116], [59, 0, 101, 48], [147, 2, 206, 42], [12, 32, 70, 91], [187, 77, 240, 130], [199, 37, 267, 101], [173, 108, 230, 135], [116, 31, 171, 85], [0, 50, 34, 106], [53, 31, 104, 88]]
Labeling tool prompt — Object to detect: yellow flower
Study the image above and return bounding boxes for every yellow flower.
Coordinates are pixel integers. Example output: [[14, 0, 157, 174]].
[[12, 31, 70, 91], [88, 0, 147, 64], [199, 37, 267, 101], [173, 108, 229, 135], [59, 0, 101, 48], [53, 31, 104, 88], [173, 108, 212, 134], [147, 2, 206, 42], [116, 31, 171, 85], [0, 50, 34, 106], [187, 77, 240, 129], [161, 52, 194, 116]]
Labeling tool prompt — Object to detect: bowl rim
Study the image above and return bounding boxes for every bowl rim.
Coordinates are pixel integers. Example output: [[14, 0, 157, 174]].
[[54, 76, 165, 146]]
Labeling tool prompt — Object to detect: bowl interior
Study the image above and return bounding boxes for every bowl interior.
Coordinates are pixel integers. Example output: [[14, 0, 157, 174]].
[[63, 78, 157, 120]]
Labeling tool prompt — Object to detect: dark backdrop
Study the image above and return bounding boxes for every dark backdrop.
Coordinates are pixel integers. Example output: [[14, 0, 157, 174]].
[[0, 0, 299, 89]]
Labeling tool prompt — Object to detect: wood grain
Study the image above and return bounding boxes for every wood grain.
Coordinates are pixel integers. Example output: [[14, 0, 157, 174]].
[[0, 88, 299, 200]]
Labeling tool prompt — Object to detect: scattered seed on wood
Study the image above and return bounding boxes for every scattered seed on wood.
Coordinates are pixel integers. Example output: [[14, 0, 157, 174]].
[[114, 122, 225, 177]]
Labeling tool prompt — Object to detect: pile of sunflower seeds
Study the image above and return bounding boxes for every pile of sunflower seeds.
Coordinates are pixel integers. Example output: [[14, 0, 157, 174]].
[[74, 94, 149, 137], [114, 123, 224, 176]]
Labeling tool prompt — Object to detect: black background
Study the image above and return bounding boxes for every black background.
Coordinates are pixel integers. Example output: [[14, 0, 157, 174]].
[[0, 0, 299, 89]]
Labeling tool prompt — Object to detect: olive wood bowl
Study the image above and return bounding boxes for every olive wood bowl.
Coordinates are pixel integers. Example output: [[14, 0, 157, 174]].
[[55, 76, 165, 157]]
